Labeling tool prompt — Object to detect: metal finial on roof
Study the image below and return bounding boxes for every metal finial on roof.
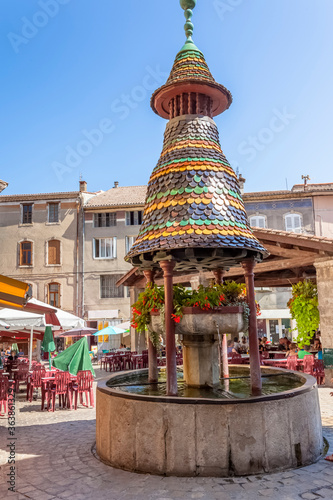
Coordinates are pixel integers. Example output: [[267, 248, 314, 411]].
[[180, 0, 197, 40]]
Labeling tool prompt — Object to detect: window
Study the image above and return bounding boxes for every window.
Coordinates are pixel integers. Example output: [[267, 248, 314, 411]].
[[48, 203, 59, 223], [249, 215, 266, 228], [100, 274, 124, 298], [93, 212, 117, 227], [125, 236, 136, 253], [126, 211, 143, 226], [93, 238, 117, 259], [22, 204, 32, 224], [48, 283, 60, 307], [284, 213, 302, 233], [20, 241, 33, 266], [48, 240, 61, 265]]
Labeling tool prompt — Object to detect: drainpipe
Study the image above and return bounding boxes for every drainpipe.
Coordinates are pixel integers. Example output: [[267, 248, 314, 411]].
[[76, 201, 80, 316], [81, 205, 85, 320]]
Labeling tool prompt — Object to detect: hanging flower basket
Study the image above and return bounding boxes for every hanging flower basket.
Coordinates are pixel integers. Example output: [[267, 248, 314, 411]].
[[150, 306, 245, 336]]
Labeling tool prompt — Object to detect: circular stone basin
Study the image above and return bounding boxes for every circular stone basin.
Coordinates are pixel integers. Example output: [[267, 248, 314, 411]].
[[96, 366, 323, 477]]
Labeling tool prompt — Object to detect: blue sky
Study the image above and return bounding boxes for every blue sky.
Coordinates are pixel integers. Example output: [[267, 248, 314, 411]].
[[1, 0, 333, 195]]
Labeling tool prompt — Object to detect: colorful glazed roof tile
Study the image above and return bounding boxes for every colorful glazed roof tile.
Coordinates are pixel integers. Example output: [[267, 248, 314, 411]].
[[151, 39, 232, 118], [125, 115, 267, 269], [125, 1, 267, 271]]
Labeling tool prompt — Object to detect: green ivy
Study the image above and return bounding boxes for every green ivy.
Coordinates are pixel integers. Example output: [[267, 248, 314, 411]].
[[287, 281, 320, 346]]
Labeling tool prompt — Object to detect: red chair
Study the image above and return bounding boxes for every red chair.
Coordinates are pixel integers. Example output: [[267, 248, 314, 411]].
[[0, 376, 10, 416], [314, 359, 325, 385], [49, 372, 72, 412], [27, 366, 46, 402], [72, 370, 94, 409], [303, 355, 315, 375], [112, 355, 124, 371], [124, 353, 133, 370], [286, 356, 298, 371], [15, 363, 29, 393], [176, 353, 183, 365]]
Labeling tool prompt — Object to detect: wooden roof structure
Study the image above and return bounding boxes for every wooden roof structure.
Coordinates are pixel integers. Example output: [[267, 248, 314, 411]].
[[118, 228, 333, 289]]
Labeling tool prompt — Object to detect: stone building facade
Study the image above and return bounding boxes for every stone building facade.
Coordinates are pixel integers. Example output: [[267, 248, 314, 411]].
[[0, 182, 91, 315], [82, 184, 146, 330]]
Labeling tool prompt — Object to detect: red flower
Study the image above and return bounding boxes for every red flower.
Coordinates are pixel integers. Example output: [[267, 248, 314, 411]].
[[171, 314, 181, 323]]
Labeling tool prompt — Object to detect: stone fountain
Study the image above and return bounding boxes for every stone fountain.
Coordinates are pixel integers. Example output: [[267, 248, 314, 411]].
[[96, 0, 323, 477]]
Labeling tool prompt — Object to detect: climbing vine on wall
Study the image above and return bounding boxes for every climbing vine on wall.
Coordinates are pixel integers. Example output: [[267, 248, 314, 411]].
[[287, 281, 320, 346]]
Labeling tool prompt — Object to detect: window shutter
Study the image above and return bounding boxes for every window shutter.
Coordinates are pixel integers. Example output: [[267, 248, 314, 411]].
[[126, 212, 130, 225], [48, 240, 60, 265], [113, 237, 117, 258], [258, 217, 265, 228], [285, 215, 293, 231]]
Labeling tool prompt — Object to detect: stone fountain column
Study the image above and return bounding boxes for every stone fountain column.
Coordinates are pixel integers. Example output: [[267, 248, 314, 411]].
[[182, 333, 219, 387]]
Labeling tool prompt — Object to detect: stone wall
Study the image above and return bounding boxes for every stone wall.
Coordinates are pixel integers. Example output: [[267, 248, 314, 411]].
[[315, 257, 333, 385]]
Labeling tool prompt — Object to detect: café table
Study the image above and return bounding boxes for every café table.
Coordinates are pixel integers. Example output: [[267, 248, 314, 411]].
[[262, 358, 304, 370], [41, 373, 77, 411]]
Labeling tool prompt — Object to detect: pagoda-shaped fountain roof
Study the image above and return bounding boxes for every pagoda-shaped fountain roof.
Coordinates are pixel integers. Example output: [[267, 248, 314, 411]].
[[151, 37, 232, 119], [125, 0, 267, 272]]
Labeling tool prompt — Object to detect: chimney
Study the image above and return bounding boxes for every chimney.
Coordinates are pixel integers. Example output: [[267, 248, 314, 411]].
[[238, 174, 246, 194], [114, 181, 119, 188], [79, 180, 87, 192]]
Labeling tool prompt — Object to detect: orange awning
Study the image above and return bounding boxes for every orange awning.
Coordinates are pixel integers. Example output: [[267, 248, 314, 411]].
[[0, 275, 30, 308]]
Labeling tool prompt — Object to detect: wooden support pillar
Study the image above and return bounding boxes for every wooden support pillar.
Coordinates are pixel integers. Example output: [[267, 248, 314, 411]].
[[242, 258, 262, 396], [143, 269, 158, 384], [213, 268, 225, 285], [160, 260, 177, 396]]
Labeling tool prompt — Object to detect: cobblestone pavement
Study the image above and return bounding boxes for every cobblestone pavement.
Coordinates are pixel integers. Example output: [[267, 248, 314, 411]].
[[1, 368, 333, 500]]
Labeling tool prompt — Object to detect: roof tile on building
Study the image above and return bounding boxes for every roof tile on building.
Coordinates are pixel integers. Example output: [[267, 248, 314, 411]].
[[292, 183, 333, 192], [0, 191, 80, 202], [85, 186, 147, 208], [253, 227, 333, 244]]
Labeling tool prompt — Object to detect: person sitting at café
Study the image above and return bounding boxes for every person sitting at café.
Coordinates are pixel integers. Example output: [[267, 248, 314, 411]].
[[259, 339, 267, 352], [233, 337, 241, 353], [285, 343, 298, 357], [314, 339, 323, 360], [227, 339, 237, 355], [278, 338, 287, 351], [297, 344, 313, 359], [7, 350, 18, 362], [239, 336, 249, 354]]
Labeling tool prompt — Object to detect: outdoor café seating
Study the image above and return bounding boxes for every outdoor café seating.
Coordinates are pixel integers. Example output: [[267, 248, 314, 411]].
[[72, 370, 94, 409], [14, 363, 29, 393], [27, 365, 46, 402], [0, 375, 13, 416], [303, 355, 315, 375], [286, 356, 298, 371], [48, 371, 73, 412]]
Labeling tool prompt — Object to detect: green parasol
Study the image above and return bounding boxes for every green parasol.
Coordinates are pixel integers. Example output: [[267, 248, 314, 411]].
[[41, 326, 56, 370], [11, 343, 19, 353], [52, 337, 95, 376]]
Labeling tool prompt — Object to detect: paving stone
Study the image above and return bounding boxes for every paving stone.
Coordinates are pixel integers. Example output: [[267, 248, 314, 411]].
[[301, 494, 320, 500], [258, 489, 276, 497], [314, 488, 333, 499]]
